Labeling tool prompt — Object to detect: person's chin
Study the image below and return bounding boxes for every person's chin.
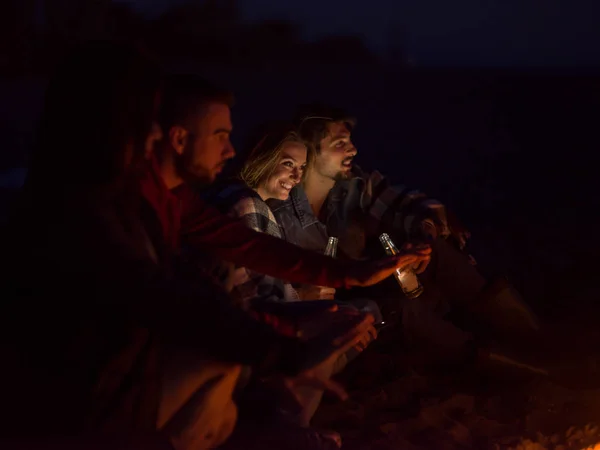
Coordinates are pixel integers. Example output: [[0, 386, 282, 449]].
[[335, 169, 353, 181]]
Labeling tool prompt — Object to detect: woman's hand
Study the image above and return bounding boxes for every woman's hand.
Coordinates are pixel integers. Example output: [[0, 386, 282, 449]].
[[296, 285, 336, 301]]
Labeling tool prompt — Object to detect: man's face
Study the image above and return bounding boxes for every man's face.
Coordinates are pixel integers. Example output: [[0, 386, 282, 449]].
[[313, 121, 357, 181], [181, 102, 235, 184]]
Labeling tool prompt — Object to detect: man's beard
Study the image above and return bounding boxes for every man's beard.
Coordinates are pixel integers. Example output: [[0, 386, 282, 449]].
[[334, 156, 355, 181], [334, 169, 353, 181], [175, 155, 214, 189]]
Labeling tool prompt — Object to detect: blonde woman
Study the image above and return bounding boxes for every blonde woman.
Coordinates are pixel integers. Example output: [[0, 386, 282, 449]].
[[207, 124, 337, 309], [205, 124, 369, 448]]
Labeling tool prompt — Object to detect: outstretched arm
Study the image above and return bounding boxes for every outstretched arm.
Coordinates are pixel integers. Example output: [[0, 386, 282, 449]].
[[361, 169, 470, 249], [177, 186, 429, 289]]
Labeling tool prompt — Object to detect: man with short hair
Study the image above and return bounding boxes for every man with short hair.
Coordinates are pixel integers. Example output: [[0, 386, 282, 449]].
[[268, 103, 540, 363], [156, 74, 236, 188]]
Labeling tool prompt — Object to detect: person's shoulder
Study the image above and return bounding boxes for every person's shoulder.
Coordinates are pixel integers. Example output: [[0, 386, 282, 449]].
[[231, 194, 269, 219], [204, 178, 249, 198], [231, 193, 280, 235], [204, 178, 258, 211]]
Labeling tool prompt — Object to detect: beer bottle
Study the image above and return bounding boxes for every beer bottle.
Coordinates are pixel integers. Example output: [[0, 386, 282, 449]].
[[379, 233, 424, 299], [324, 236, 338, 258]]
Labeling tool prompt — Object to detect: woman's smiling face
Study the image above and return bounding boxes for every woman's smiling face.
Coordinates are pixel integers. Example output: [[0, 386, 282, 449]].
[[258, 141, 307, 201]]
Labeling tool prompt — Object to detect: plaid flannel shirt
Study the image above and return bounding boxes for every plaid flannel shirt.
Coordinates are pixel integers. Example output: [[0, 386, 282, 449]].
[[354, 166, 450, 240], [321, 166, 450, 256], [206, 182, 299, 312], [270, 166, 451, 261]]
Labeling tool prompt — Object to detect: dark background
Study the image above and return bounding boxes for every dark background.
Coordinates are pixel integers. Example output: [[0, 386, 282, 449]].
[[1, 0, 599, 318]]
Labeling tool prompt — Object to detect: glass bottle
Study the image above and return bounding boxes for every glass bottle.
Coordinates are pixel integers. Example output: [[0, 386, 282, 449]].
[[324, 236, 338, 258], [379, 233, 424, 299]]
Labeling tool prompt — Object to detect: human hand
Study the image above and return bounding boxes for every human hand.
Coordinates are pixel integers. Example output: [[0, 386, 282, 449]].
[[344, 245, 431, 287], [401, 242, 432, 274], [446, 209, 471, 250], [296, 285, 336, 301], [352, 322, 377, 352], [284, 312, 376, 401]]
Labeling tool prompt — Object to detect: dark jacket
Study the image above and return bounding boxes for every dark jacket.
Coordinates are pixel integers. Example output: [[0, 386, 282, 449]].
[[267, 184, 329, 255]]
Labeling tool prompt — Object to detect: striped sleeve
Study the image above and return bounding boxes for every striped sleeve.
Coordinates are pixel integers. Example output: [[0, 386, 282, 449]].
[[364, 170, 450, 240], [231, 196, 282, 238], [226, 195, 300, 308]]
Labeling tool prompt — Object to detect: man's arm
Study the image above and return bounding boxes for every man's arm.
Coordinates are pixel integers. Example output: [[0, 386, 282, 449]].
[[361, 169, 473, 251], [361, 169, 452, 242], [64, 209, 304, 374], [89, 246, 370, 377], [175, 185, 430, 289], [178, 188, 350, 288]]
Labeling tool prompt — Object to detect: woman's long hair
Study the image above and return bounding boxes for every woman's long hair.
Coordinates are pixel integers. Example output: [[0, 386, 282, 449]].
[[239, 123, 312, 190]]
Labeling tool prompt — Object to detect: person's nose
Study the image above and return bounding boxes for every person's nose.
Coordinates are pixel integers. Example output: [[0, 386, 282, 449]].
[[224, 140, 236, 159], [290, 167, 302, 184]]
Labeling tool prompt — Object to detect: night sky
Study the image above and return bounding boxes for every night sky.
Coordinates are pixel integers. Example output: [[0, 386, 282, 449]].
[[121, 0, 600, 66]]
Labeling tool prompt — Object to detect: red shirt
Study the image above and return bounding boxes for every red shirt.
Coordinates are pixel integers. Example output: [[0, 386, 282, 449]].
[[138, 160, 349, 336], [173, 183, 349, 288]]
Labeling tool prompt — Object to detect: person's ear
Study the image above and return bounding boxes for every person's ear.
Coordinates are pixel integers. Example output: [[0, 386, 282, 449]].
[[169, 125, 189, 156]]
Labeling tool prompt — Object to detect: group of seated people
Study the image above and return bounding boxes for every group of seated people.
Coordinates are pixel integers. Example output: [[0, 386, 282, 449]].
[[0, 41, 540, 450]]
